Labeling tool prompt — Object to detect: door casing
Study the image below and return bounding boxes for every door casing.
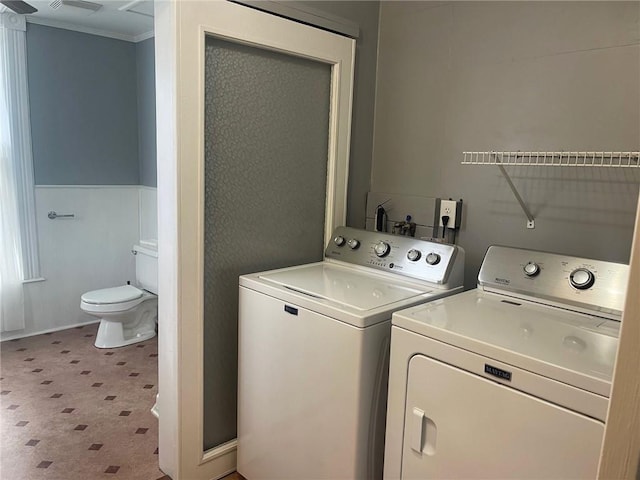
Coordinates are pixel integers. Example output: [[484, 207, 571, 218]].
[[154, 1, 355, 478]]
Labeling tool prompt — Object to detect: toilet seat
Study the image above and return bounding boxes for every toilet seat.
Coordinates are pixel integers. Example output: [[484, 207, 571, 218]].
[[82, 285, 143, 304], [81, 285, 152, 314]]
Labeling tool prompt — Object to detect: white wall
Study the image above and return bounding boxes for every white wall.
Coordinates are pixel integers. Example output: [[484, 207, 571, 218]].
[[372, 1, 640, 288], [1, 186, 145, 341]]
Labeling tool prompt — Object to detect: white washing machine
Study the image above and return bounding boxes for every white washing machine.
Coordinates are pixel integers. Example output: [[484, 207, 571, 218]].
[[384, 245, 628, 480], [237, 226, 465, 480]]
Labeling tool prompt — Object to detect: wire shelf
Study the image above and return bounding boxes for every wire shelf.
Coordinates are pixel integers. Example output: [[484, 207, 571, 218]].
[[462, 151, 640, 167]]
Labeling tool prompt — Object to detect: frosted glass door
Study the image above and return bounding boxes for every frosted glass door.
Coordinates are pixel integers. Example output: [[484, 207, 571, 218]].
[[402, 355, 604, 479], [157, 0, 354, 475], [203, 36, 332, 450]]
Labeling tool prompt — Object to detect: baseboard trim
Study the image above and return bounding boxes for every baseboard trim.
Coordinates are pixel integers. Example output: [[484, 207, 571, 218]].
[[0, 320, 101, 342]]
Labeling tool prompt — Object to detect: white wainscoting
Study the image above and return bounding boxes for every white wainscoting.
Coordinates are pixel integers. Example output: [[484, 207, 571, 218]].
[[1, 186, 143, 341], [139, 186, 158, 248]]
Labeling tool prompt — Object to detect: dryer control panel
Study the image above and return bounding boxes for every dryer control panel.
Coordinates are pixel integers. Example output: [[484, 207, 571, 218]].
[[325, 227, 464, 287], [478, 246, 629, 318]]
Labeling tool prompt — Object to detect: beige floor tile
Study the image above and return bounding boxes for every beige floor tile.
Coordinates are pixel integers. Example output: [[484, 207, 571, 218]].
[[1, 324, 165, 480]]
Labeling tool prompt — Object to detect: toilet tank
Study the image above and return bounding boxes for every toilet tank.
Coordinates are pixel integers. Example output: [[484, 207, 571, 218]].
[[134, 245, 158, 294]]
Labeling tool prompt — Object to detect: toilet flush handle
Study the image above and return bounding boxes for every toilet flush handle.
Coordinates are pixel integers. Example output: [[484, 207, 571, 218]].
[[132, 249, 137, 255]]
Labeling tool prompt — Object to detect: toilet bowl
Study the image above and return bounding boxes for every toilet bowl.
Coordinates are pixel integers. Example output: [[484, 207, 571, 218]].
[[81, 245, 158, 348], [81, 285, 157, 348]]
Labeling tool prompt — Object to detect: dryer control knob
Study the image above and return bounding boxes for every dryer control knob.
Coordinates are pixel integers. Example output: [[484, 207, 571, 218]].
[[523, 262, 540, 277], [570, 268, 595, 290], [407, 249, 421, 261], [374, 241, 391, 257], [426, 253, 441, 265], [334, 236, 346, 247], [347, 238, 360, 250]]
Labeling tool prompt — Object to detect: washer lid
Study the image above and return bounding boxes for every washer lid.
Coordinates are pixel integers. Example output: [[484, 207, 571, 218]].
[[392, 289, 620, 397], [259, 263, 432, 311], [82, 285, 143, 305]]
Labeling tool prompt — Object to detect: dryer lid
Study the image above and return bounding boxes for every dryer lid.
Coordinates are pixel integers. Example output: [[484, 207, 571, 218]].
[[82, 285, 143, 304], [392, 289, 620, 397]]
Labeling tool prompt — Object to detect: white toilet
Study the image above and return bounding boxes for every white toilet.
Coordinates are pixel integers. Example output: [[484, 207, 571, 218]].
[[81, 245, 158, 349]]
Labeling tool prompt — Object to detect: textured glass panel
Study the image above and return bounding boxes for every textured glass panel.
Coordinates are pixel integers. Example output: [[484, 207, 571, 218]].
[[203, 36, 331, 450]]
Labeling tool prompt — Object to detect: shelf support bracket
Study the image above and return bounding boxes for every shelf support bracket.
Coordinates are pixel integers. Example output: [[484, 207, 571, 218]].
[[496, 163, 535, 229]]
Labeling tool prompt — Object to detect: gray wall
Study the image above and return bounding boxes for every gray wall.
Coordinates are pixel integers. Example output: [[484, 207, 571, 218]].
[[372, 1, 640, 288], [137, 37, 157, 187], [27, 24, 140, 185], [303, 1, 381, 228]]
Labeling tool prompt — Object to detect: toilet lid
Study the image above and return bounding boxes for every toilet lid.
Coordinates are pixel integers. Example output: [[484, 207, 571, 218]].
[[82, 285, 143, 305]]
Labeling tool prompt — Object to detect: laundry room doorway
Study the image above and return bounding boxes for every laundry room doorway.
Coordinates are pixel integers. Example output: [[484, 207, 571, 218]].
[[154, 2, 355, 478]]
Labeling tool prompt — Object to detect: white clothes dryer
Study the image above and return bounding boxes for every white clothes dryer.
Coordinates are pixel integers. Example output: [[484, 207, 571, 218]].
[[384, 246, 628, 480], [237, 227, 465, 480]]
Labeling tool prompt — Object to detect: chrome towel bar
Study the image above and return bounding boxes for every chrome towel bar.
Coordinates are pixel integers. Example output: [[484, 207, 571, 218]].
[[48, 211, 75, 219]]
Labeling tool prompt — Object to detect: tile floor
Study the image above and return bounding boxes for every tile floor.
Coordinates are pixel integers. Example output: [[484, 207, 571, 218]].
[[0, 324, 164, 479]]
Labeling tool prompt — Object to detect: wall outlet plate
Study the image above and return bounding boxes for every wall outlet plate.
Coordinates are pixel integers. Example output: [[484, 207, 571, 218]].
[[438, 199, 462, 228]]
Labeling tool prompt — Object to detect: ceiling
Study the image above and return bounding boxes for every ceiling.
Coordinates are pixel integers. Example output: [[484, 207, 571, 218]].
[[24, 0, 154, 41]]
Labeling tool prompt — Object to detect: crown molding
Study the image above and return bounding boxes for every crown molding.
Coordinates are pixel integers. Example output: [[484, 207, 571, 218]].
[[26, 16, 153, 43], [133, 29, 154, 42]]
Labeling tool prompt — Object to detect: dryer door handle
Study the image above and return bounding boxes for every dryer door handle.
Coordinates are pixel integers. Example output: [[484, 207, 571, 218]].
[[410, 407, 437, 456]]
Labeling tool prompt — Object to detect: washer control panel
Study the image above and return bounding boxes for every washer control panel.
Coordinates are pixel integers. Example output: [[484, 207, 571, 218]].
[[478, 245, 628, 318], [325, 226, 464, 285]]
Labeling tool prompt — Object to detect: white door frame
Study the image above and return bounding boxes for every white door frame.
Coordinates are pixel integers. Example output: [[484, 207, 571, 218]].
[[598, 193, 640, 478], [155, 1, 355, 478]]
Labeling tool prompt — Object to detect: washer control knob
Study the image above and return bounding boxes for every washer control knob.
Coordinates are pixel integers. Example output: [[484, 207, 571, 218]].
[[570, 268, 595, 290], [347, 238, 360, 250], [523, 262, 540, 277], [374, 241, 391, 257], [407, 249, 421, 262], [334, 236, 346, 247], [426, 253, 441, 265]]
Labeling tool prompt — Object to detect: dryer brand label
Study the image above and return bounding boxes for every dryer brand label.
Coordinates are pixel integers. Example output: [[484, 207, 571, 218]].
[[484, 364, 512, 381], [494, 277, 511, 285]]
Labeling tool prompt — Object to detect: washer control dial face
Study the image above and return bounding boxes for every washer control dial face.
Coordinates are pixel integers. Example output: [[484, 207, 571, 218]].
[[407, 249, 421, 262], [523, 262, 540, 277], [569, 268, 595, 290], [426, 253, 441, 265], [374, 241, 391, 257], [334, 236, 345, 247], [347, 238, 360, 250]]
